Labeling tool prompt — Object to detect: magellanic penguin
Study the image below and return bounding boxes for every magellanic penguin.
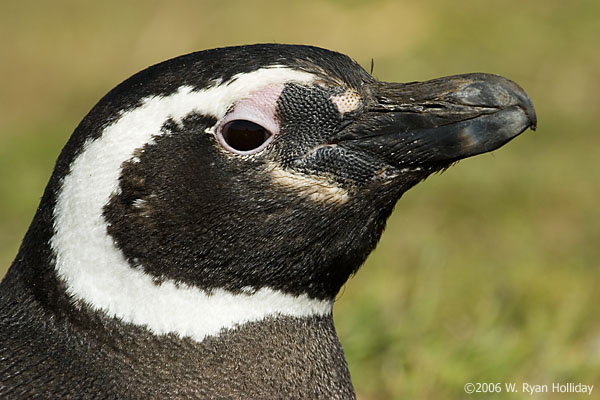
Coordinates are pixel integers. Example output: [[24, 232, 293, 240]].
[[0, 44, 536, 399]]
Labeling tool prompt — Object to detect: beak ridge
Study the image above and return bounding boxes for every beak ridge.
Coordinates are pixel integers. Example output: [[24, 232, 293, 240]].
[[338, 73, 537, 168]]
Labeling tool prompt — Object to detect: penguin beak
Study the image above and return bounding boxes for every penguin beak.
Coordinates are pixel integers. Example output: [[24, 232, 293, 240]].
[[335, 73, 537, 169]]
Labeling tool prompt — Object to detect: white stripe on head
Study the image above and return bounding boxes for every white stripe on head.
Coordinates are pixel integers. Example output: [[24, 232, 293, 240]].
[[50, 67, 333, 342]]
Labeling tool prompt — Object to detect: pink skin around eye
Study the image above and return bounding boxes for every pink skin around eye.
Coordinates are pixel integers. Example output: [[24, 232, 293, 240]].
[[216, 84, 284, 154]]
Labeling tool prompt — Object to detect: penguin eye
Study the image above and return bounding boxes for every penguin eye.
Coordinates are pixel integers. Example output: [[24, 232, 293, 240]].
[[219, 120, 273, 154]]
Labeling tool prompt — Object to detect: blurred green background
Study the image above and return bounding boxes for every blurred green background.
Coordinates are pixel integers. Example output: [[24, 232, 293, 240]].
[[1, 0, 599, 398]]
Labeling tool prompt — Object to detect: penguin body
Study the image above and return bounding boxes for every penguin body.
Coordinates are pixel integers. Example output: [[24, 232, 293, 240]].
[[0, 44, 536, 398]]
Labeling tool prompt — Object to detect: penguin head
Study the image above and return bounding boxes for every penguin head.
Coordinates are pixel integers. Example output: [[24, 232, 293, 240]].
[[27, 44, 535, 339]]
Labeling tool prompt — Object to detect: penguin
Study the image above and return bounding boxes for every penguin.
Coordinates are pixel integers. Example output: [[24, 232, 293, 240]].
[[0, 44, 536, 399]]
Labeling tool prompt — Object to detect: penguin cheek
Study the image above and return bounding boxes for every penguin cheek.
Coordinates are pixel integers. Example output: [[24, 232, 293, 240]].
[[290, 145, 396, 187]]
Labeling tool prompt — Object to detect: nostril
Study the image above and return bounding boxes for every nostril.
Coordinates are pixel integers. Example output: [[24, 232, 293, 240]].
[[421, 103, 447, 110]]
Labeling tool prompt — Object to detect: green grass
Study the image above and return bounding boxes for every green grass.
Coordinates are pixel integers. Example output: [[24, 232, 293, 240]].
[[1, 1, 599, 398]]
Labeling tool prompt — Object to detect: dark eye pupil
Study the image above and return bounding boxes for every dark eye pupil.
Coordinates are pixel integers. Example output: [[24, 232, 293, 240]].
[[222, 120, 271, 152]]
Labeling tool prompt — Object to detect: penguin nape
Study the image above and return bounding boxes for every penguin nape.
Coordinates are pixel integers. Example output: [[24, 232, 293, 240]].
[[0, 44, 536, 399]]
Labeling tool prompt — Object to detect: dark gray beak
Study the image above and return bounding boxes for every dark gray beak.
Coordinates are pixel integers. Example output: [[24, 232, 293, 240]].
[[336, 73, 537, 169]]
